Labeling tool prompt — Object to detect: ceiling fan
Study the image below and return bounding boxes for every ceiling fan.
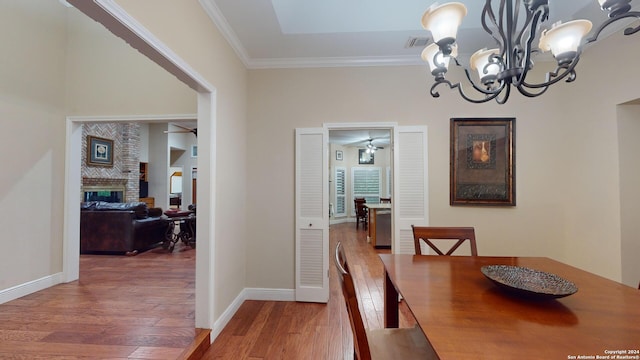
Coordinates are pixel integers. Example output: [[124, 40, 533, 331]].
[[164, 124, 197, 137], [364, 138, 384, 153]]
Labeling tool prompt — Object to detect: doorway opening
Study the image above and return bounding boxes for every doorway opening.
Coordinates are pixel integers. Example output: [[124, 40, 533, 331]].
[[64, 0, 217, 331], [328, 128, 392, 248], [326, 124, 394, 272]]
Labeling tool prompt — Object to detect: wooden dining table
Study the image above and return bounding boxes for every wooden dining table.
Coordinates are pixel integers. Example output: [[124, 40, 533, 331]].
[[379, 254, 640, 360]]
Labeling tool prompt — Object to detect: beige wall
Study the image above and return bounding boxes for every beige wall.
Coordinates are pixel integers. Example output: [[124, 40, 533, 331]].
[[0, 0, 67, 291], [617, 104, 640, 287], [64, 9, 195, 115], [115, 0, 249, 318], [246, 32, 640, 288]]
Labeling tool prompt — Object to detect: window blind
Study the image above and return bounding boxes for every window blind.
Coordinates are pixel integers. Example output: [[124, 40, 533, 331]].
[[335, 167, 346, 217]]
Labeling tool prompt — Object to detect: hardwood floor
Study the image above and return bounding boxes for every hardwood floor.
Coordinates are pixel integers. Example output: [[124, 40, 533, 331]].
[[0, 223, 410, 359], [0, 242, 197, 359], [202, 222, 416, 359]]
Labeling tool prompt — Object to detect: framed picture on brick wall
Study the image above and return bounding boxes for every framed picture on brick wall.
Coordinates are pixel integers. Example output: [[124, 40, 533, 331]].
[[87, 135, 114, 167]]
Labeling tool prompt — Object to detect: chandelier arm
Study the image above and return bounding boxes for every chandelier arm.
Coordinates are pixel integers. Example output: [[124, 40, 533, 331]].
[[461, 64, 507, 95], [513, 6, 531, 46], [503, 0, 516, 65], [430, 78, 503, 104], [512, 0, 522, 41], [586, 11, 640, 43], [498, 0, 512, 57], [498, 0, 506, 37], [481, 0, 505, 47], [514, 1, 548, 51], [495, 84, 512, 105], [515, 82, 550, 98], [521, 61, 579, 89], [480, 0, 511, 52], [445, 57, 505, 96], [513, 8, 546, 86], [624, 22, 640, 36]]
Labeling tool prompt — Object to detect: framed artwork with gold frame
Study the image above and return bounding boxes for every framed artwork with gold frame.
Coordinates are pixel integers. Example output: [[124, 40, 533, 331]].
[[450, 118, 515, 206]]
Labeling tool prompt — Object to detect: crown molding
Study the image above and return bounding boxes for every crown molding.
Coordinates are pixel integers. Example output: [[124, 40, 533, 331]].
[[198, 0, 251, 68], [66, 114, 197, 122], [245, 55, 425, 69]]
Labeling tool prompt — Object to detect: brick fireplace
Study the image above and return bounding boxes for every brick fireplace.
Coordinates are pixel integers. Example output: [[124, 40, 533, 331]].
[[82, 123, 141, 203]]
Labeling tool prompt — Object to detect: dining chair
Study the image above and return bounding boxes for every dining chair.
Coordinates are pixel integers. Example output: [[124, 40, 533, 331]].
[[354, 197, 368, 229], [334, 242, 437, 360], [411, 225, 478, 256], [379, 197, 391, 204]]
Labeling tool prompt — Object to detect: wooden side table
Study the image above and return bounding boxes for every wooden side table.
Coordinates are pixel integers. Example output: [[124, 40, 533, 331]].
[[139, 197, 155, 208]]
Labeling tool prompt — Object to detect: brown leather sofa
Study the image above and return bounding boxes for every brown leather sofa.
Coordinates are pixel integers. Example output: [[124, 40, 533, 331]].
[[80, 201, 169, 255]]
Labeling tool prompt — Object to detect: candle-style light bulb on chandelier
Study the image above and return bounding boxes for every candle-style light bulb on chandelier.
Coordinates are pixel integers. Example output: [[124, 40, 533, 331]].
[[420, 0, 640, 104]]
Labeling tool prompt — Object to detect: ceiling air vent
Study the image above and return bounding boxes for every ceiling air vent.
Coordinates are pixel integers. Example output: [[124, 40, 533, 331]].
[[405, 37, 430, 49]]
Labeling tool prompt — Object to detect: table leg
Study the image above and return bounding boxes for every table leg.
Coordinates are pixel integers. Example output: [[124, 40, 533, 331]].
[[383, 268, 399, 328], [163, 221, 176, 250], [369, 209, 376, 246]]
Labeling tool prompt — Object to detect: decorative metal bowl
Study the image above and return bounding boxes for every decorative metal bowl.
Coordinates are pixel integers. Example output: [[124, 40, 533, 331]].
[[481, 265, 578, 299]]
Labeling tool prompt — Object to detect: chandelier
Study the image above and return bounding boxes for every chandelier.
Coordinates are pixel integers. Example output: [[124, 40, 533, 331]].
[[420, 0, 640, 104]]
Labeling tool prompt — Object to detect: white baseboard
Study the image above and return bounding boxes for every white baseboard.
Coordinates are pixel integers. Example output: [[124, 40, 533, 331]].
[[210, 287, 295, 342], [211, 290, 247, 341], [244, 288, 295, 301], [330, 217, 355, 225], [2, 275, 296, 346], [0, 273, 64, 305]]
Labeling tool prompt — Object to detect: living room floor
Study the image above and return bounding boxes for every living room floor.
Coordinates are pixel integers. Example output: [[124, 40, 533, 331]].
[[0, 242, 196, 359], [0, 222, 411, 359]]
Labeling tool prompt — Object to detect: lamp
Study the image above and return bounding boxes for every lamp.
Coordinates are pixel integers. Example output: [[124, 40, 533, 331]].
[[420, 0, 640, 104]]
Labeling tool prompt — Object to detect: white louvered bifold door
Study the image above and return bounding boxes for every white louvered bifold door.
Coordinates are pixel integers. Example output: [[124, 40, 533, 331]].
[[295, 128, 329, 303], [393, 126, 429, 254]]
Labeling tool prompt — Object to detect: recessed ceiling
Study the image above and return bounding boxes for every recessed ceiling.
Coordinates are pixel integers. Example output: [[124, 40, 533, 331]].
[[270, 0, 427, 34], [200, 0, 620, 69]]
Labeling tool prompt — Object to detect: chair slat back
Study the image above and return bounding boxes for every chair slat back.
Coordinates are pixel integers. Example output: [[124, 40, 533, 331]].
[[411, 226, 478, 256], [354, 198, 367, 216], [354, 198, 368, 229], [334, 242, 372, 360]]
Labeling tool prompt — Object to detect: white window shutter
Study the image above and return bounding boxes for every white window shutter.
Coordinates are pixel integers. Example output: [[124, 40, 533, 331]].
[[335, 167, 346, 217], [352, 167, 382, 214]]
